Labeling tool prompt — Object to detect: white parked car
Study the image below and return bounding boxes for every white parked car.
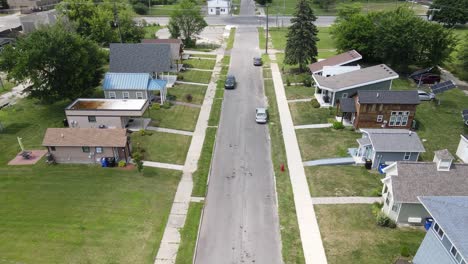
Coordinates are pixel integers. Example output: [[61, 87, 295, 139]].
[[255, 108, 268, 124], [417, 90, 435, 101]]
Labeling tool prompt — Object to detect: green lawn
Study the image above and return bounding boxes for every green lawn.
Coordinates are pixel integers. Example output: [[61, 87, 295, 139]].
[[305, 166, 382, 197], [296, 128, 360, 161], [150, 104, 200, 131], [192, 127, 217, 197], [189, 54, 217, 59], [175, 202, 203, 264], [258, 27, 267, 51], [289, 102, 335, 125], [178, 70, 212, 84], [183, 58, 216, 70], [208, 99, 222, 127], [315, 204, 425, 264], [143, 25, 161, 39], [0, 79, 16, 95], [285, 85, 314, 100], [269, 27, 335, 51], [226, 27, 236, 50], [131, 131, 191, 164], [264, 68, 305, 262], [168, 84, 207, 105], [0, 165, 181, 264]]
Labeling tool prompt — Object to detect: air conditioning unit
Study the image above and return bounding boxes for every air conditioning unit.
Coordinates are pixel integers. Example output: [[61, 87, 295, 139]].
[[408, 217, 422, 224]]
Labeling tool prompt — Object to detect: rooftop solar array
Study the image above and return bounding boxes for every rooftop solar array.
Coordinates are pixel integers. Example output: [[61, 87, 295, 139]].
[[431, 80, 456, 94]]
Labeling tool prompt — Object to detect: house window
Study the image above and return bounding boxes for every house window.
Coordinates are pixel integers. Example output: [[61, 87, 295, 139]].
[[383, 185, 388, 193], [435, 223, 444, 239], [88, 116, 96, 123], [389, 111, 409, 126], [342, 93, 348, 98], [377, 115, 383, 122], [96, 147, 103, 154], [123, 92, 130, 99], [136, 92, 143, 99], [451, 246, 458, 257], [404, 152, 411, 160], [108, 91, 116, 99], [50, 146, 56, 151], [391, 204, 398, 212], [385, 197, 390, 206], [82, 147, 90, 153]]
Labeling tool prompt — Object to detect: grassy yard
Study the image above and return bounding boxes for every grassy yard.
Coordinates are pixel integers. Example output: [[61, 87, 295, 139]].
[[315, 204, 425, 264], [175, 202, 203, 264], [168, 84, 207, 105], [189, 54, 217, 59], [264, 67, 305, 262], [305, 166, 382, 197], [226, 27, 236, 50], [289, 102, 335, 125], [258, 27, 266, 51], [0, 165, 181, 264], [296, 128, 360, 161], [143, 25, 161, 39], [192, 127, 217, 197], [131, 131, 191, 164], [0, 79, 16, 95], [285, 85, 314, 100], [183, 58, 216, 70], [269, 27, 335, 51], [150, 104, 200, 131], [178, 70, 212, 84]]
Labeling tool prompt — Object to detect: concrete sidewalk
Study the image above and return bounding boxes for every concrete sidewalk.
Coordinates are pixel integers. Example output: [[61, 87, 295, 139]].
[[175, 81, 209, 86], [146, 126, 194, 136], [143, 161, 184, 171], [269, 53, 328, 264], [154, 53, 224, 264], [303, 157, 355, 166], [311, 197, 382, 205], [295, 123, 332, 129]]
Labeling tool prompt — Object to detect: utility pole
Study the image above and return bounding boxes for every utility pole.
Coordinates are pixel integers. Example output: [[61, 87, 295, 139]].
[[113, 0, 123, 43], [265, 4, 269, 54]]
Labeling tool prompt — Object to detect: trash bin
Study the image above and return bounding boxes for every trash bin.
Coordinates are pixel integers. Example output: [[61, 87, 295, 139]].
[[424, 218, 434, 231], [63, 119, 69, 127], [365, 159, 372, 170], [378, 164, 388, 174], [106, 157, 116, 167], [100, 157, 108, 167]]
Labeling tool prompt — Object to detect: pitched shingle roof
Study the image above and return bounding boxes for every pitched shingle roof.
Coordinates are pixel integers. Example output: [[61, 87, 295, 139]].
[[109, 43, 172, 73], [103, 73, 167, 91], [361, 129, 425, 153], [418, 196, 468, 260], [389, 162, 468, 203], [358, 90, 420, 104], [308, 50, 362, 74], [313, 64, 399, 91], [142, 39, 182, 45], [42, 128, 128, 147]]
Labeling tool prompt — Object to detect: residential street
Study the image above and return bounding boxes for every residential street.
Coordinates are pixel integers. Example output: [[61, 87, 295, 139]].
[[194, 2, 282, 262]]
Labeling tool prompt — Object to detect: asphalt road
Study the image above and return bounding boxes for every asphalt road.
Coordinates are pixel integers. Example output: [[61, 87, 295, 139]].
[[194, 4, 282, 262]]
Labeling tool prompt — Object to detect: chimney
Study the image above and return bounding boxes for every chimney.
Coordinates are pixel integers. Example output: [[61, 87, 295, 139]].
[[433, 149, 454, 171]]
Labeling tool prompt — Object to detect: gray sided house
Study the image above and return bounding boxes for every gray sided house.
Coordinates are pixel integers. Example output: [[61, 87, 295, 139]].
[[109, 43, 173, 75], [381, 152, 468, 225], [313, 64, 399, 107], [42, 128, 131, 164], [413, 196, 468, 264], [103, 72, 167, 104], [65, 98, 149, 129], [352, 128, 425, 169]]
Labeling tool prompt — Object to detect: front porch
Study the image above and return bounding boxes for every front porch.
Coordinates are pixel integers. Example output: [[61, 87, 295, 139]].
[[126, 118, 151, 131], [314, 86, 335, 107], [350, 139, 373, 165]]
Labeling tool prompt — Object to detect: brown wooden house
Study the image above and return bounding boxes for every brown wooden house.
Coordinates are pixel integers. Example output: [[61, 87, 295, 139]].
[[338, 90, 420, 129]]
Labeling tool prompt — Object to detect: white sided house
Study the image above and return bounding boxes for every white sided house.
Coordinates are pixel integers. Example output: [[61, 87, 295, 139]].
[[381, 150, 468, 225], [456, 134, 468, 163], [65, 99, 149, 130], [207, 0, 231, 15]]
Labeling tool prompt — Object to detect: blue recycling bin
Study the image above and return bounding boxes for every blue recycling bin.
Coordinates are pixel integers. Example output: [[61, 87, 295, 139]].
[[378, 164, 389, 174], [100, 157, 108, 167], [424, 218, 433, 231]]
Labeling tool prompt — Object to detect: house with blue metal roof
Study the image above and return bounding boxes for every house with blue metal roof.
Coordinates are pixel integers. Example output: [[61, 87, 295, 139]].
[[103, 73, 168, 104], [413, 196, 468, 264]]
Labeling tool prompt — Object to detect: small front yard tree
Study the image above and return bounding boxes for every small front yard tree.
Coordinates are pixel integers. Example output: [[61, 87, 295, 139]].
[[0, 22, 106, 103], [168, 0, 207, 48], [284, 0, 319, 72], [428, 0, 468, 27], [457, 33, 468, 80]]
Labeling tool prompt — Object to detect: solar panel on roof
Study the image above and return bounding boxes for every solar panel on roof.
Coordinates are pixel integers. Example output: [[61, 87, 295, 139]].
[[431, 80, 456, 94]]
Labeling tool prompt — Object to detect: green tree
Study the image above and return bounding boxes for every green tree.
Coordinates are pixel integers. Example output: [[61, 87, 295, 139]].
[[429, 0, 468, 27], [0, 0, 9, 9], [0, 23, 106, 103], [168, 0, 207, 47], [457, 34, 468, 79], [284, 0, 319, 72], [132, 2, 148, 15], [313, 0, 336, 11], [336, 2, 362, 21]]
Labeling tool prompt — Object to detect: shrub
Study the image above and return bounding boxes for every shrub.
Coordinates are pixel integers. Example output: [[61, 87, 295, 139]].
[[161, 101, 173, 109], [286, 77, 291, 86], [118, 160, 126, 167], [371, 202, 383, 217], [185, 93, 193, 102], [332, 121, 345, 130], [177, 74, 184, 81], [151, 103, 160, 110], [132, 2, 148, 15], [303, 75, 312, 87], [311, 98, 320, 108], [371, 186, 382, 197], [376, 212, 396, 228]]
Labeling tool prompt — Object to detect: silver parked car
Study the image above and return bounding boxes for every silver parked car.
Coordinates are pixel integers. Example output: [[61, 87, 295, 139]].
[[417, 90, 435, 101], [255, 108, 268, 123]]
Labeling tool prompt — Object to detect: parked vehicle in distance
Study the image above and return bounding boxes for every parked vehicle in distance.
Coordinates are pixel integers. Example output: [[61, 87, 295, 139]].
[[411, 73, 441, 84], [253, 57, 263, 66], [224, 75, 236, 89], [255, 108, 268, 123], [417, 90, 435, 101]]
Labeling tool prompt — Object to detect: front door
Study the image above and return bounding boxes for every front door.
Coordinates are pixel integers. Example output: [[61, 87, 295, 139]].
[[216, 7, 220, 15]]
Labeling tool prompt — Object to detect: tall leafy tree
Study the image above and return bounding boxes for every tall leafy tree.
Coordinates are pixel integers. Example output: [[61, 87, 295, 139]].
[[284, 0, 319, 72], [0, 0, 9, 9], [336, 2, 362, 22], [457, 34, 468, 80], [168, 0, 207, 47], [0, 23, 106, 103], [428, 0, 468, 27]]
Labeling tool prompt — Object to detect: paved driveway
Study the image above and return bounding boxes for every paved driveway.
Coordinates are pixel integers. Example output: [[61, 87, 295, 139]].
[[194, 26, 282, 264]]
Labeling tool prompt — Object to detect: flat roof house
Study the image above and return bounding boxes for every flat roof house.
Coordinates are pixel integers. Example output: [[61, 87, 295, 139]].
[[109, 43, 173, 75], [65, 98, 149, 130], [352, 128, 425, 168], [339, 90, 420, 129], [313, 64, 399, 107], [308, 50, 362, 75], [413, 196, 468, 264], [381, 151, 468, 225], [207, 0, 231, 15], [42, 128, 130, 164], [103, 72, 168, 104]]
